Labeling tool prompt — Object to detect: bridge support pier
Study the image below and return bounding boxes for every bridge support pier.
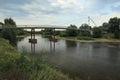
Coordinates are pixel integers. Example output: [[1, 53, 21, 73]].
[[49, 28, 57, 42], [29, 28, 37, 43], [49, 28, 57, 52]]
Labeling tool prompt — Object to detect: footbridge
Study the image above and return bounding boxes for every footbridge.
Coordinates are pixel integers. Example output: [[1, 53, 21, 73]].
[[0, 25, 92, 43]]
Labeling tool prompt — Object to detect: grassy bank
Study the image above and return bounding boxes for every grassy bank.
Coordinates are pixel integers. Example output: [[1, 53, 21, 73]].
[[0, 37, 72, 80], [56, 36, 120, 42]]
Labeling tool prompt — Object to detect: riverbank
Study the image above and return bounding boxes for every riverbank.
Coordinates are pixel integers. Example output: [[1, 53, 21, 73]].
[[56, 36, 120, 42], [0, 37, 72, 80]]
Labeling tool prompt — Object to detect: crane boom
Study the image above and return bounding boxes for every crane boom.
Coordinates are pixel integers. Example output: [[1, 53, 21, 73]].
[[88, 16, 97, 26]]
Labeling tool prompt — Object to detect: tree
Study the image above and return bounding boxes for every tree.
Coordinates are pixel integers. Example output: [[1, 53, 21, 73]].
[[92, 27, 102, 38], [66, 24, 78, 36], [79, 24, 91, 36], [108, 17, 120, 39], [101, 22, 109, 33], [1, 18, 17, 45], [41, 28, 53, 35]]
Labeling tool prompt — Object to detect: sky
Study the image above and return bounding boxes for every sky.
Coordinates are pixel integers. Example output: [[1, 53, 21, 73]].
[[0, 0, 120, 27]]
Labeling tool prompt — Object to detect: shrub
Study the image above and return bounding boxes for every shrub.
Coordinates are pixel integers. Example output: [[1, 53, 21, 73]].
[[102, 33, 114, 39], [92, 27, 102, 38], [59, 31, 67, 37]]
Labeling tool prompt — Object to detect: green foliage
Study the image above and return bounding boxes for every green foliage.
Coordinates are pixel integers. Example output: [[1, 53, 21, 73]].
[[77, 36, 94, 40], [66, 24, 78, 37], [79, 31, 91, 36], [4, 18, 16, 25], [41, 29, 53, 35], [92, 27, 102, 38], [102, 33, 114, 39], [1, 18, 17, 45], [108, 17, 120, 39], [17, 29, 28, 35], [80, 24, 91, 29], [0, 38, 72, 80], [79, 24, 91, 36], [59, 31, 67, 37], [101, 22, 109, 34]]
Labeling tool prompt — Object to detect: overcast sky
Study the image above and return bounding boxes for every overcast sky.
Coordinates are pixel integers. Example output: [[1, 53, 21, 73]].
[[0, 0, 120, 27]]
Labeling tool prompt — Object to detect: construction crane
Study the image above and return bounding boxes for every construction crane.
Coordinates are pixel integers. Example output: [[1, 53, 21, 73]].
[[88, 16, 97, 27], [88, 16, 97, 35]]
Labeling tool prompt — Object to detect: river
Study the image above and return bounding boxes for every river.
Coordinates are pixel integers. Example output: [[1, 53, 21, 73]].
[[17, 35, 120, 80]]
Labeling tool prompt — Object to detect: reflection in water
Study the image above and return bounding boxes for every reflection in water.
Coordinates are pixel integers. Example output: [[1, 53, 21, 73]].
[[108, 48, 119, 64], [107, 43, 120, 64], [17, 35, 120, 80], [50, 40, 56, 52], [66, 40, 77, 48], [108, 43, 120, 48], [17, 36, 25, 41], [49, 37, 57, 53], [31, 43, 36, 54]]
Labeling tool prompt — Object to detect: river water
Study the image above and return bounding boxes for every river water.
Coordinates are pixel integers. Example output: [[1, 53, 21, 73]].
[[17, 35, 120, 80]]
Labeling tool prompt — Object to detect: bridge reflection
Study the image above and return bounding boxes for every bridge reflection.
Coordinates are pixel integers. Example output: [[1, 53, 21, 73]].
[[30, 37, 57, 54], [31, 43, 36, 54]]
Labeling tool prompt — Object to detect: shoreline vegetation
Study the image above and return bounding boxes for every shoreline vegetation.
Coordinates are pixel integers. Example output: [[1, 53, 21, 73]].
[[40, 17, 120, 42], [55, 36, 120, 42], [0, 37, 72, 80]]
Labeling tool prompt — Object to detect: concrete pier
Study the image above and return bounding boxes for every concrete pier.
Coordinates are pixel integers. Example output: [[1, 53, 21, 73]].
[[29, 28, 37, 43]]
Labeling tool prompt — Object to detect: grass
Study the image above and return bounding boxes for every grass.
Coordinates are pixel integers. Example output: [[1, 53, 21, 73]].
[[0, 37, 72, 80], [77, 36, 94, 40], [56, 35, 120, 42], [56, 36, 94, 42], [93, 38, 120, 42]]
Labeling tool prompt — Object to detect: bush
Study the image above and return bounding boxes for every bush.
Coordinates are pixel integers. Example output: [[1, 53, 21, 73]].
[[79, 31, 91, 36], [59, 31, 67, 37], [1, 18, 17, 45], [92, 27, 102, 38], [102, 33, 114, 39], [66, 25, 78, 37]]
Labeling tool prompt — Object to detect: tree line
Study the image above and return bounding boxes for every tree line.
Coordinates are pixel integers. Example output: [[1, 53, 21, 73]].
[[55, 17, 120, 39]]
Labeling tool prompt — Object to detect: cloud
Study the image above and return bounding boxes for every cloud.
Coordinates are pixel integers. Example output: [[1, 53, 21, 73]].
[[89, 12, 120, 26], [0, 0, 120, 26], [14, 0, 86, 25], [0, 12, 6, 21], [82, 0, 120, 16], [100, 12, 120, 22], [50, 0, 78, 8], [20, 0, 84, 15]]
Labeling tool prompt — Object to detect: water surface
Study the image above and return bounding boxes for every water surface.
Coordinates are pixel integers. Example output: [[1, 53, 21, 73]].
[[17, 35, 120, 80]]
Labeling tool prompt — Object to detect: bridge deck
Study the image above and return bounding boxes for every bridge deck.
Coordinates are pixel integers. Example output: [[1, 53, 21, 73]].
[[2, 27, 67, 29], [0, 25, 67, 29], [0, 25, 91, 31]]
